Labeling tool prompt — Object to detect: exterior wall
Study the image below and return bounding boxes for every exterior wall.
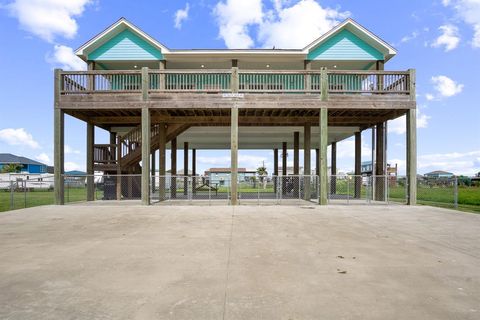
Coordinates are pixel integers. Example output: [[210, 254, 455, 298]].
[[0, 163, 46, 174], [307, 29, 384, 61], [88, 29, 163, 61]]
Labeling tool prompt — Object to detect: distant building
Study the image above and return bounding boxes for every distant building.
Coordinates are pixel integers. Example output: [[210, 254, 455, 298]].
[[361, 161, 398, 176], [424, 171, 454, 179], [205, 168, 256, 185], [278, 166, 304, 176], [0, 153, 48, 174]]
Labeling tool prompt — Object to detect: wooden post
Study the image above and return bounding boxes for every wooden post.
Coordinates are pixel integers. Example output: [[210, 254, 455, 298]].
[[184, 142, 189, 196], [171, 137, 177, 199], [159, 60, 166, 91], [282, 142, 287, 176], [273, 148, 278, 194], [151, 149, 156, 194], [320, 67, 328, 101], [231, 105, 239, 205], [315, 148, 319, 177], [87, 61, 95, 91], [158, 123, 166, 201], [54, 69, 64, 205], [407, 109, 417, 205], [231, 67, 239, 93], [375, 122, 386, 201], [192, 148, 196, 194], [86, 122, 94, 201], [409, 69, 416, 100], [141, 107, 151, 205], [141, 67, 150, 205], [319, 108, 328, 205], [116, 135, 122, 200], [376, 60, 384, 92], [354, 131, 362, 199], [304, 60, 311, 93], [109, 132, 116, 145], [293, 130, 299, 198], [304, 124, 311, 200], [330, 142, 337, 195]]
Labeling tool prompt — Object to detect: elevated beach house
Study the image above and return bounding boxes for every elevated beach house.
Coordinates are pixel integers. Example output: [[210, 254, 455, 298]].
[[53, 18, 417, 205]]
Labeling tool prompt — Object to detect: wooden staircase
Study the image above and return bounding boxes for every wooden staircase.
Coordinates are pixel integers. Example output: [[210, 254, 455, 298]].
[[93, 123, 190, 173]]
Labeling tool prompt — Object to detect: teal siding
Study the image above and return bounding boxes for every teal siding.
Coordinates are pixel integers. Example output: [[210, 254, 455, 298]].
[[307, 29, 384, 61], [88, 29, 163, 61]]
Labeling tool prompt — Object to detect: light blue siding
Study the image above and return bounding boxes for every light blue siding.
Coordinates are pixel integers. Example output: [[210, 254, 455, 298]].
[[308, 29, 384, 61], [88, 29, 163, 61]]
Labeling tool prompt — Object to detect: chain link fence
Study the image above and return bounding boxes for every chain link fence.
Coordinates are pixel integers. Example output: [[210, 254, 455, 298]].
[[1, 174, 478, 212]]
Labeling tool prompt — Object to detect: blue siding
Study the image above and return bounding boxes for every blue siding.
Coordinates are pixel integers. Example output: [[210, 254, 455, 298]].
[[88, 29, 163, 61], [26, 164, 46, 174], [308, 29, 384, 61]]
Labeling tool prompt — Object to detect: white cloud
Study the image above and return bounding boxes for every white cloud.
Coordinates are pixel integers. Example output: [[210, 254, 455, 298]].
[[0, 128, 40, 149], [388, 109, 431, 135], [6, 0, 92, 43], [174, 3, 190, 29], [425, 93, 435, 101], [65, 161, 81, 172], [35, 153, 51, 165], [47, 45, 86, 70], [443, 0, 480, 48], [431, 24, 460, 51], [430, 75, 463, 98], [418, 150, 480, 175], [258, 0, 349, 48], [212, 0, 348, 49], [65, 145, 81, 154], [213, 0, 263, 48], [400, 31, 419, 44], [197, 154, 267, 170]]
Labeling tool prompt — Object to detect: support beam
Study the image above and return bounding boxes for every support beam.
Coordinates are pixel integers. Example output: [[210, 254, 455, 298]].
[[171, 137, 177, 199], [151, 149, 156, 194], [375, 122, 386, 201], [330, 142, 337, 195], [293, 131, 299, 175], [86, 122, 94, 201], [319, 108, 328, 205], [354, 131, 362, 199], [158, 123, 166, 201], [407, 109, 417, 205], [304, 124, 311, 200], [282, 142, 287, 176], [192, 148, 196, 194], [109, 132, 116, 145], [231, 105, 239, 205], [116, 135, 122, 200], [184, 142, 189, 196], [141, 108, 151, 205], [315, 149, 319, 177], [273, 148, 278, 194], [54, 108, 64, 205]]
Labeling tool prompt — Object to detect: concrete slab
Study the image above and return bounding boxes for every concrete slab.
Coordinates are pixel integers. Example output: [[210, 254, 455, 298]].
[[0, 205, 479, 319]]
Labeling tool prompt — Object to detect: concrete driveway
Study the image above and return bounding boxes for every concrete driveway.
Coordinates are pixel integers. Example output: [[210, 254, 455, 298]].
[[0, 204, 479, 319]]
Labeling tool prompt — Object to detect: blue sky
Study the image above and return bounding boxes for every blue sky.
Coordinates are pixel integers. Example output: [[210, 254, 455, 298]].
[[0, 0, 479, 176]]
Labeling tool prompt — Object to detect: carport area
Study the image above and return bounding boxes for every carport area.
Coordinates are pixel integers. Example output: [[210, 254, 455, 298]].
[[1, 205, 479, 319]]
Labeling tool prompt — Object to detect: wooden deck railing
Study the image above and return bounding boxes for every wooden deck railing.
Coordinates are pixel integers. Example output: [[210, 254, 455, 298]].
[[59, 68, 413, 96]]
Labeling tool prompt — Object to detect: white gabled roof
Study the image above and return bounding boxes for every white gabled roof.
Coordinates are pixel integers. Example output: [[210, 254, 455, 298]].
[[75, 17, 170, 60], [302, 18, 397, 61]]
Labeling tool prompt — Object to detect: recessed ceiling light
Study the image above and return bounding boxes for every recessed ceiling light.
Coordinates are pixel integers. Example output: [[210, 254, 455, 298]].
[[266, 64, 270, 68], [201, 64, 205, 68], [333, 65, 337, 68], [134, 65, 138, 68]]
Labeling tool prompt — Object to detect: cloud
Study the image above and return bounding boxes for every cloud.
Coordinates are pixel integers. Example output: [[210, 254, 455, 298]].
[[443, 0, 480, 48], [431, 24, 460, 51], [418, 150, 480, 175], [212, 0, 348, 49], [47, 45, 86, 70], [213, 0, 263, 48], [197, 154, 268, 170], [0, 128, 40, 149], [258, 0, 349, 48], [35, 153, 51, 165], [388, 108, 431, 135], [430, 75, 464, 98], [400, 31, 419, 44], [5, 0, 92, 43], [174, 3, 190, 29], [65, 161, 81, 172], [65, 145, 81, 154]]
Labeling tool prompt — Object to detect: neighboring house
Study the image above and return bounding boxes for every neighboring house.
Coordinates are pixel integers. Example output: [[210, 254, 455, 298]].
[[361, 161, 398, 176], [205, 168, 256, 185], [0, 153, 48, 174], [424, 171, 454, 179]]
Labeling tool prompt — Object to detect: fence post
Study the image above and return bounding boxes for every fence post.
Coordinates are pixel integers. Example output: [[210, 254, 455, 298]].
[[454, 177, 458, 209], [24, 180, 27, 208], [347, 177, 350, 205]]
